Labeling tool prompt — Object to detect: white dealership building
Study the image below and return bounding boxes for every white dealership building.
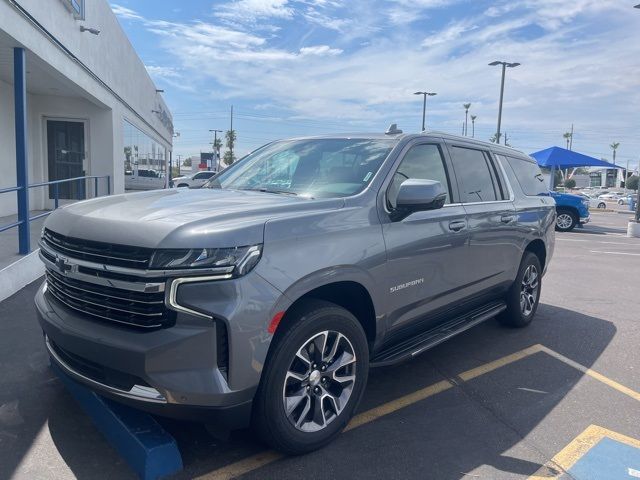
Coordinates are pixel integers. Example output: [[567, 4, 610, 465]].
[[0, 0, 173, 220]]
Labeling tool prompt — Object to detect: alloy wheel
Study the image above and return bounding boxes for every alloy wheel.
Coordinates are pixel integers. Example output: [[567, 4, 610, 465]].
[[282, 330, 356, 432], [520, 264, 539, 316], [556, 213, 573, 230]]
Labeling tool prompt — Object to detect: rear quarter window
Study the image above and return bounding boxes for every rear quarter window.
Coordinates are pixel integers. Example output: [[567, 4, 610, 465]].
[[501, 155, 548, 196]]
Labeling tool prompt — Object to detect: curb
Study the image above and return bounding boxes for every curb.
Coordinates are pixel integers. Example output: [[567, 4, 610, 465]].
[[0, 250, 45, 302]]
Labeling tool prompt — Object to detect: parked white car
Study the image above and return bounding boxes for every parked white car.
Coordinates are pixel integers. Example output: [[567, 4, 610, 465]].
[[578, 194, 607, 209], [172, 170, 217, 188], [617, 195, 634, 205], [598, 192, 625, 201], [125, 169, 166, 191]]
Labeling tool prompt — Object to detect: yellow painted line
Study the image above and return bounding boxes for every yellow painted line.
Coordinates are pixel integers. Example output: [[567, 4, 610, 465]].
[[528, 424, 640, 479], [196, 451, 284, 480], [197, 344, 640, 479], [538, 345, 640, 403], [458, 344, 544, 382], [345, 379, 453, 431]]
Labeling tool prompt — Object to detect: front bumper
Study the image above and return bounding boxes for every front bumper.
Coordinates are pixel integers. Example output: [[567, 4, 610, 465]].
[[580, 215, 590, 224], [35, 270, 283, 429]]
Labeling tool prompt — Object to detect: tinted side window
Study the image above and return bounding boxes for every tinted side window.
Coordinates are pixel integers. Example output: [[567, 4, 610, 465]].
[[388, 144, 451, 209], [450, 147, 498, 202], [503, 155, 547, 196]]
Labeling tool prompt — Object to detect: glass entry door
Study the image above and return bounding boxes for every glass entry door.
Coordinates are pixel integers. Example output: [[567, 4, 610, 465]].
[[47, 120, 85, 200]]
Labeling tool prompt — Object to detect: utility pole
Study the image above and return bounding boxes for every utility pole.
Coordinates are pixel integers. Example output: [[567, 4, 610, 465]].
[[176, 155, 182, 176], [489, 61, 520, 144], [569, 124, 574, 150], [230, 105, 234, 162], [209, 129, 223, 172]]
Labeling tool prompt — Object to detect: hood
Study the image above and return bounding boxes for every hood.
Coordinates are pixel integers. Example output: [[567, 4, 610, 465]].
[[550, 191, 583, 201], [44, 188, 344, 249]]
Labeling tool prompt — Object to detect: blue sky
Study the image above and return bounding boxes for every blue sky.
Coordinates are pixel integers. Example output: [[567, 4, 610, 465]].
[[111, 0, 640, 170]]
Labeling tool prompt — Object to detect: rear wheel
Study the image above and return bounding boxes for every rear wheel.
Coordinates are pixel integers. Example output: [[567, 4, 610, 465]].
[[498, 252, 542, 328], [599, 202, 607, 209], [555, 209, 577, 232], [253, 300, 369, 454]]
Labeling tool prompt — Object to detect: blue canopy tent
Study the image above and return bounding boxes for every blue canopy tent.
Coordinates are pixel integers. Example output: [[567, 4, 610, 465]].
[[530, 146, 623, 189]]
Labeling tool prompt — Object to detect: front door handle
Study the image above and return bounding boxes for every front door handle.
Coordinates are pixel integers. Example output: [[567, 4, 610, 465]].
[[449, 220, 466, 232], [500, 215, 515, 224]]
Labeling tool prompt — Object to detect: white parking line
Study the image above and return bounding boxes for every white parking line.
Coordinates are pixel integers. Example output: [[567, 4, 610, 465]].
[[590, 251, 640, 256], [557, 239, 639, 246]]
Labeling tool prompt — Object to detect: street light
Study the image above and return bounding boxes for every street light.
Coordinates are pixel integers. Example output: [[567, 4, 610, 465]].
[[489, 61, 520, 144], [209, 129, 223, 172], [413, 91, 437, 131]]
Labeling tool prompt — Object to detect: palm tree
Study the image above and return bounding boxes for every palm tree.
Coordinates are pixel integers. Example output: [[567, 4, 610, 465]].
[[463, 103, 471, 136], [224, 129, 237, 166], [563, 132, 572, 150], [470, 115, 477, 138], [610, 142, 620, 166]]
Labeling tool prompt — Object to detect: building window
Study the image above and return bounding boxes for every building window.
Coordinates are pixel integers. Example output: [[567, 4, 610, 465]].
[[123, 120, 167, 180], [61, 0, 85, 19]]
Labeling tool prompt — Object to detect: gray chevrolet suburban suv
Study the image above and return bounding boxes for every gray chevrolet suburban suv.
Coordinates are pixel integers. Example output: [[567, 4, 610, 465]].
[[35, 128, 555, 454]]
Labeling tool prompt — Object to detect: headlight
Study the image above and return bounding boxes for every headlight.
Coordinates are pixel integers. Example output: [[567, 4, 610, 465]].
[[149, 244, 262, 275]]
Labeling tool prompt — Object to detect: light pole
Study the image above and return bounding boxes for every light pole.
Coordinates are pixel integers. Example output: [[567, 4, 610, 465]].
[[632, 4, 639, 225], [414, 91, 437, 131], [209, 129, 223, 172], [489, 61, 520, 144]]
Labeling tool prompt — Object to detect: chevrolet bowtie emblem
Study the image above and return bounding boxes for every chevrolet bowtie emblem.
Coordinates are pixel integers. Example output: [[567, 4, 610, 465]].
[[55, 256, 72, 274]]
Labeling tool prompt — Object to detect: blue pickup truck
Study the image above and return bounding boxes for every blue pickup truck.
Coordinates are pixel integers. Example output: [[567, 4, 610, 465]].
[[550, 191, 590, 232]]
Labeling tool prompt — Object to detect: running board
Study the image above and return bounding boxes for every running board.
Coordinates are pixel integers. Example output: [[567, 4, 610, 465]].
[[371, 301, 506, 367]]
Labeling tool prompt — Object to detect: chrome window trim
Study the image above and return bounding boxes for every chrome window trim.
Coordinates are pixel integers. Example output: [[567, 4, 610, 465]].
[[167, 275, 233, 319], [45, 336, 167, 403]]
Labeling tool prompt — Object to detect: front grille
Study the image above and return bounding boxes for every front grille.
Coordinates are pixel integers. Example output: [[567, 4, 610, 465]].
[[46, 269, 174, 329], [43, 228, 153, 269]]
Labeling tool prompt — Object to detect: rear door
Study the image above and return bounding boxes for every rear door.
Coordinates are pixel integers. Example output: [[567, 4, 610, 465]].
[[445, 142, 520, 300], [380, 140, 469, 339]]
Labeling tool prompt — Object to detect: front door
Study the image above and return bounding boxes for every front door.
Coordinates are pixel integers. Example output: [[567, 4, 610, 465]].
[[47, 120, 85, 200], [380, 142, 469, 342]]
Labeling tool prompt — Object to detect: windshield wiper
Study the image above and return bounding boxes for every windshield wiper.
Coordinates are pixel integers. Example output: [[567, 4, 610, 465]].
[[238, 187, 298, 196]]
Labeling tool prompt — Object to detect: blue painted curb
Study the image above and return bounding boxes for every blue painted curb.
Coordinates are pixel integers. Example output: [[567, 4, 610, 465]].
[[52, 363, 183, 480]]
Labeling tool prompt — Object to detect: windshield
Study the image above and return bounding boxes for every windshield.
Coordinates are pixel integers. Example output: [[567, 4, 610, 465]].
[[205, 138, 396, 198]]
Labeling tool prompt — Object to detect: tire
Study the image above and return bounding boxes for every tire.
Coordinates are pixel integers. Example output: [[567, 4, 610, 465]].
[[497, 252, 542, 328], [177, 183, 189, 188], [599, 202, 607, 209], [253, 300, 369, 455], [555, 208, 577, 232], [617, 200, 624, 205]]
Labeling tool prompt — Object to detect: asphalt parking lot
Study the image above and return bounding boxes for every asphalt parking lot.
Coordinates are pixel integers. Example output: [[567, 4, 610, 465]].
[[1, 210, 639, 480]]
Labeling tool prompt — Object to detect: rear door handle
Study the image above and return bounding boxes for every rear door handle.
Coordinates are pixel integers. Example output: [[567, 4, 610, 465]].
[[500, 215, 515, 224], [449, 220, 466, 232]]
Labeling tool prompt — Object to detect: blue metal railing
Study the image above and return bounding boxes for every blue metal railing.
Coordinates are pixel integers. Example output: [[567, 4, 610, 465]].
[[0, 175, 110, 254]]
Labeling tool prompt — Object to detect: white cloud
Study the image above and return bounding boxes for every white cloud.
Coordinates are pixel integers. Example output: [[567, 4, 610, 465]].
[[111, 4, 144, 21], [145, 65, 181, 78], [299, 45, 343, 56], [215, 0, 294, 25]]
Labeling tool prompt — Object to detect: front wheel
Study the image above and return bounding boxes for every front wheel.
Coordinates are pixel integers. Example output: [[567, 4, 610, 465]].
[[599, 202, 607, 209], [498, 252, 542, 328], [555, 209, 577, 232], [253, 300, 369, 454]]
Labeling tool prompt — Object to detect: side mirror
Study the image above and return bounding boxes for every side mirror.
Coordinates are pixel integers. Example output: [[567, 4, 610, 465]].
[[392, 179, 447, 221]]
